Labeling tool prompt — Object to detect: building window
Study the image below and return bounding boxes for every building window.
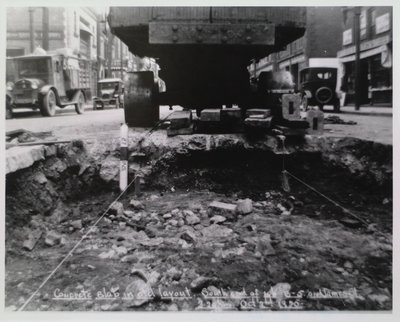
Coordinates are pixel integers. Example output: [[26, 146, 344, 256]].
[[80, 30, 91, 59], [369, 8, 376, 37], [7, 48, 24, 57], [360, 9, 367, 39]]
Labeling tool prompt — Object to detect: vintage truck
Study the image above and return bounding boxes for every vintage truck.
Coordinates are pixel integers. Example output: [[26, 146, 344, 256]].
[[108, 7, 306, 126], [6, 50, 95, 117]]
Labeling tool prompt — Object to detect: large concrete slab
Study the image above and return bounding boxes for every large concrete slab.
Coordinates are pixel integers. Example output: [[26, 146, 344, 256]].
[[6, 146, 46, 174]]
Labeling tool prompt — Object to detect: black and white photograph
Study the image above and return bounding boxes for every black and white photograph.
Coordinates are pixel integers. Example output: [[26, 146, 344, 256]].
[[1, 1, 398, 321]]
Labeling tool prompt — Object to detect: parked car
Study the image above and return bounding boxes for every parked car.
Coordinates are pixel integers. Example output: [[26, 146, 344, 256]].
[[93, 78, 124, 110], [300, 67, 340, 112]]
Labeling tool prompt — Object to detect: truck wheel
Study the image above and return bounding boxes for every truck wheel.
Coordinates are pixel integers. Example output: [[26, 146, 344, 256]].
[[75, 91, 85, 114], [40, 89, 57, 117], [6, 98, 13, 119]]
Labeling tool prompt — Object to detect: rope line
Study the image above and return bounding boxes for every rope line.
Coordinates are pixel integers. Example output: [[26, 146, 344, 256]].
[[18, 109, 180, 311], [18, 109, 181, 311], [283, 170, 369, 227], [18, 177, 138, 311]]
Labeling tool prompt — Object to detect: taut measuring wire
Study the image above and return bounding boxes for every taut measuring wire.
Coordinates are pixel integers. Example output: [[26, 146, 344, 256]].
[[279, 136, 369, 228], [18, 110, 176, 311]]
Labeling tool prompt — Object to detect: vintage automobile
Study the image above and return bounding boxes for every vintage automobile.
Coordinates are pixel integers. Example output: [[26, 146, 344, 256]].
[[93, 78, 124, 110], [7, 49, 93, 117], [300, 67, 341, 112]]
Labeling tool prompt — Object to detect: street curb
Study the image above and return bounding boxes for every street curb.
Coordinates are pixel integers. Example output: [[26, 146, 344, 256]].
[[338, 111, 392, 117]]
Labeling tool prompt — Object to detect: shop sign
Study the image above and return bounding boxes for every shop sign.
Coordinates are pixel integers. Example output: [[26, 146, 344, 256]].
[[7, 31, 63, 40], [376, 13, 390, 34], [338, 34, 390, 58], [343, 29, 352, 46]]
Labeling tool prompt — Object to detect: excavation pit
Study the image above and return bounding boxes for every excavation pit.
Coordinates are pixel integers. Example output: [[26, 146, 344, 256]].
[[5, 134, 392, 311]]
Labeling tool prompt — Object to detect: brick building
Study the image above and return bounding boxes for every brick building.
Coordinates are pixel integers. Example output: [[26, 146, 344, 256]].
[[337, 7, 392, 105], [250, 7, 343, 90]]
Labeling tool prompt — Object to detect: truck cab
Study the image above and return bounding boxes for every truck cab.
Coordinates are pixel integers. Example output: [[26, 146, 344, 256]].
[[7, 51, 91, 117]]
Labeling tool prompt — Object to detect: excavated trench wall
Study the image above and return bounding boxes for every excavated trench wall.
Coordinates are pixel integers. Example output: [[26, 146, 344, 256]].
[[5, 134, 392, 226]]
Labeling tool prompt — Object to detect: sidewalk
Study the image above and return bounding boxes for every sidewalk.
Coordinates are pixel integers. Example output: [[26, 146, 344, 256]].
[[338, 105, 392, 117]]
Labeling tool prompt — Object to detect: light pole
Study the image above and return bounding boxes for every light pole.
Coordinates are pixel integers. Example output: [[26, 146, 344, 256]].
[[29, 7, 35, 53], [42, 7, 49, 50], [353, 7, 361, 110]]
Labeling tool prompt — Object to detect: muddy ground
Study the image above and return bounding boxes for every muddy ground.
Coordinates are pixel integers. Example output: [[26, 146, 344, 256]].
[[4, 135, 392, 311]]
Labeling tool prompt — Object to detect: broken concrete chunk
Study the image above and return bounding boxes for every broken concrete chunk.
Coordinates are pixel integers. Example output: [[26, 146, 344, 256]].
[[180, 230, 197, 243], [123, 210, 135, 218], [190, 276, 215, 292], [255, 234, 276, 256], [139, 237, 164, 247], [130, 199, 144, 210], [23, 230, 43, 251], [113, 245, 128, 256], [48, 201, 70, 224], [6, 145, 46, 174], [125, 275, 153, 307], [209, 215, 227, 224], [98, 249, 117, 259], [99, 156, 119, 183], [166, 267, 183, 281], [236, 198, 253, 215], [183, 210, 201, 225], [44, 230, 62, 247], [71, 220, 82, 230], [208, 201, 237, 219], [33, 172, 48, 184], [109, 201, 124, 217], [163, 213, 172, 219], [201, 224, 233, 238]]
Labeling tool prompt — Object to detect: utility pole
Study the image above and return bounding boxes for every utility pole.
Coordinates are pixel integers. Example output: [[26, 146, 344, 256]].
[[120, 39, 123, 79], [42, 7, 49, 50], [29, 7, 35, 53], [353, 7, 361, 111], [107, 31, 114, 78]]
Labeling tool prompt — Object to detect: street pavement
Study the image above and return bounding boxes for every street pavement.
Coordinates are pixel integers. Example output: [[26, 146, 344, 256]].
[[5, 104, 392, 145]]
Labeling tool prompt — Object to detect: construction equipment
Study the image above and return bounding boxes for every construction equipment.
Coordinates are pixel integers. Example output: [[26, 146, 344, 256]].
[[108, 7, 306, 127]]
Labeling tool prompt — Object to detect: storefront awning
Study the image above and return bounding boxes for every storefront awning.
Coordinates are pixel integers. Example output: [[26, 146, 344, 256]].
[[339, 45, 386, 63], [80, 23, 94, 36]]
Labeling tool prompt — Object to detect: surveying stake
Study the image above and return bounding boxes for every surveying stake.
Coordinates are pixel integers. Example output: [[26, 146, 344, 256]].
[[119, 123, 129, 191]]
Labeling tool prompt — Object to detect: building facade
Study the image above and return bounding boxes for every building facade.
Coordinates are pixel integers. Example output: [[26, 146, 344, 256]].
[[250, 7, 343, 90], [6, 7, 136, 95], [337, 7, 392, 105], [7, 7, 99, 60]]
